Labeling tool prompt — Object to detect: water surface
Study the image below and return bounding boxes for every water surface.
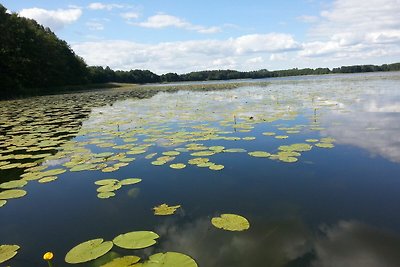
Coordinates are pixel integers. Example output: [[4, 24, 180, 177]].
[[1, 72, 400, 267]]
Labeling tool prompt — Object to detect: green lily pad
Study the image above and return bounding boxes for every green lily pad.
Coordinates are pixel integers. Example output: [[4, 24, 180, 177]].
[[0, 200, 6, 208], [136, 252, 198, 267], [211, 214, 250, 231], [0, 189, 27, 200], [65, 238, 113, 264], [162, 151, 180, 156], [38, 176, 58, 183], [97, 184, 122, 193], [153, 204, 181, 216], [315, 143, 334, 148], [97, 192, 116, 199], [113, 231, 159, 249], [119, 178, 142, 186], [275, 135, 289, 139], [151, 160, 167, 166], [95, 179, 119, 186], [223, 148, 247, 153], [41, 168, 66, 176], [209, 164, 224, 171], [0, 180, 27, 189], [0, 244, 20, 264], [262, 132, 275, 136], [170, 163, 186, 169], [248, 151, 271, 158], [101, 256, 141, 267]]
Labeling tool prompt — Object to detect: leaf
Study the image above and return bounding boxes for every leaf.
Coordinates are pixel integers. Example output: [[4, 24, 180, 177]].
[[119, 178, 142, 186], [0, 180, 27, 189], [211, 214, 250, 231], [38, 176, 58, 183], [65, 238, 113, 264], [113, 231, 159, 249], [315, 143, 334, 148], [97, 192, 116, 199], [101, 256, 141, 267], [136, 252, 198, 267], [0, 244, 20, 264], [0, 189, 27, 200], [248, 151, 271, 158], [0, 200, 6, 208], [153, 204, 181, 216], [169, 163, 186, 169], [95, 179, 119, 186], [209, 164, 224, 171]]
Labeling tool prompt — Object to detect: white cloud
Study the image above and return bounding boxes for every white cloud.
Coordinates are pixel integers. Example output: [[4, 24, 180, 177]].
[[88, 2, 124, 10], [234, 33, 301, 54], [19, 8, 82, 31], [299, 0, 400, 59], [136, 13, 221, 34], [73, 33, 301, 73]]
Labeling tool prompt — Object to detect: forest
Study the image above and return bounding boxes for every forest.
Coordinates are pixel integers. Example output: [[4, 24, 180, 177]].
[[1, 3, 400, 99]]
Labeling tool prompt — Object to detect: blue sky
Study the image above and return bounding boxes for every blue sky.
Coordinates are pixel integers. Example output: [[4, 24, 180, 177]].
[[3, 0, 400, 73]]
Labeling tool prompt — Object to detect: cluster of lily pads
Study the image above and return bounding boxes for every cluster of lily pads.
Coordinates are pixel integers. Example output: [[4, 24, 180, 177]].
[[0, 81, 359, 265], [95, 178, 142, 199]]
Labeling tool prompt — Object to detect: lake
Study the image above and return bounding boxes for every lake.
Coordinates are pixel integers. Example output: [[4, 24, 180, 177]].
[[1, 72, 400, 267]]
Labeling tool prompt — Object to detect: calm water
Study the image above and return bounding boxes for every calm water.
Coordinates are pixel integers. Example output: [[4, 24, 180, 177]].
[[1, 72, 400, 267]]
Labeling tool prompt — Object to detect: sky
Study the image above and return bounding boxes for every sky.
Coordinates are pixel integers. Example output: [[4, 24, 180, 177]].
[[3, 0, 400, 74]]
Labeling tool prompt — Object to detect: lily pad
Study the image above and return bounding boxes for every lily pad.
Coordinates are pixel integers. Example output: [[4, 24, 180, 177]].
[[97, 184, 122, 193], [38, 176, 58, 183], [95, 179, 119, 186], [170, 163, 186, 169], [65, 238, 113, 264], [153, 204, 181, 216], [248, 151, 271, 158], [209, 164, 224, 171], [0, 189, 27, 200], [162, 151, 180, 156], [101, 256, 141, 267], [97, 192, 116, 199], [0, 244, 20, 264], [211, 214, 250, 231], [315, 143, 334, 148], [113, 231, 159, 249], [0, 180, 27, 189], [119, 178, 142, 186], [0, 200, 6, 208], [136, 252, 198, 267]]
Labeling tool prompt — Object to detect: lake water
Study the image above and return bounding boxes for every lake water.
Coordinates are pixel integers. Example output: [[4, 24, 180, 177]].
[[1, 72, 400, 267]]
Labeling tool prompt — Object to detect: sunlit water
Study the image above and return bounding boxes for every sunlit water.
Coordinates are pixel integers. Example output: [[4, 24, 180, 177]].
[[1, 72, 400, 267]]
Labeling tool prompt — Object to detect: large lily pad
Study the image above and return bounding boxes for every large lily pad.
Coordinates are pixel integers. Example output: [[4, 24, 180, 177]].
[[119, 178, 142, 186], [101, 255, 141, 267], [135, 252, 198, 267], [153, 204, 181, 216], [65, 238, 113, 264], [113, 231, 159, 249], [0, 189, 27, 200], [0, 244, 20, 264], [211, 214, 250, 231], [0, 180, 27, 189]]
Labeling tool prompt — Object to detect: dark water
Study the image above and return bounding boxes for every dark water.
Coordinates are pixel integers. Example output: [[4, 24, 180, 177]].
[[1, 72, 400, 267]]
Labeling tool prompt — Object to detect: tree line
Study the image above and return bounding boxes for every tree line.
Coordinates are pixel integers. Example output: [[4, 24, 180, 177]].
[[1, 3, 400, 99]]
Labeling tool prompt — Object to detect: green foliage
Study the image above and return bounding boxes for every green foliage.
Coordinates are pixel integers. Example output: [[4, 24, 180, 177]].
[[0, 4, 88, 98]]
